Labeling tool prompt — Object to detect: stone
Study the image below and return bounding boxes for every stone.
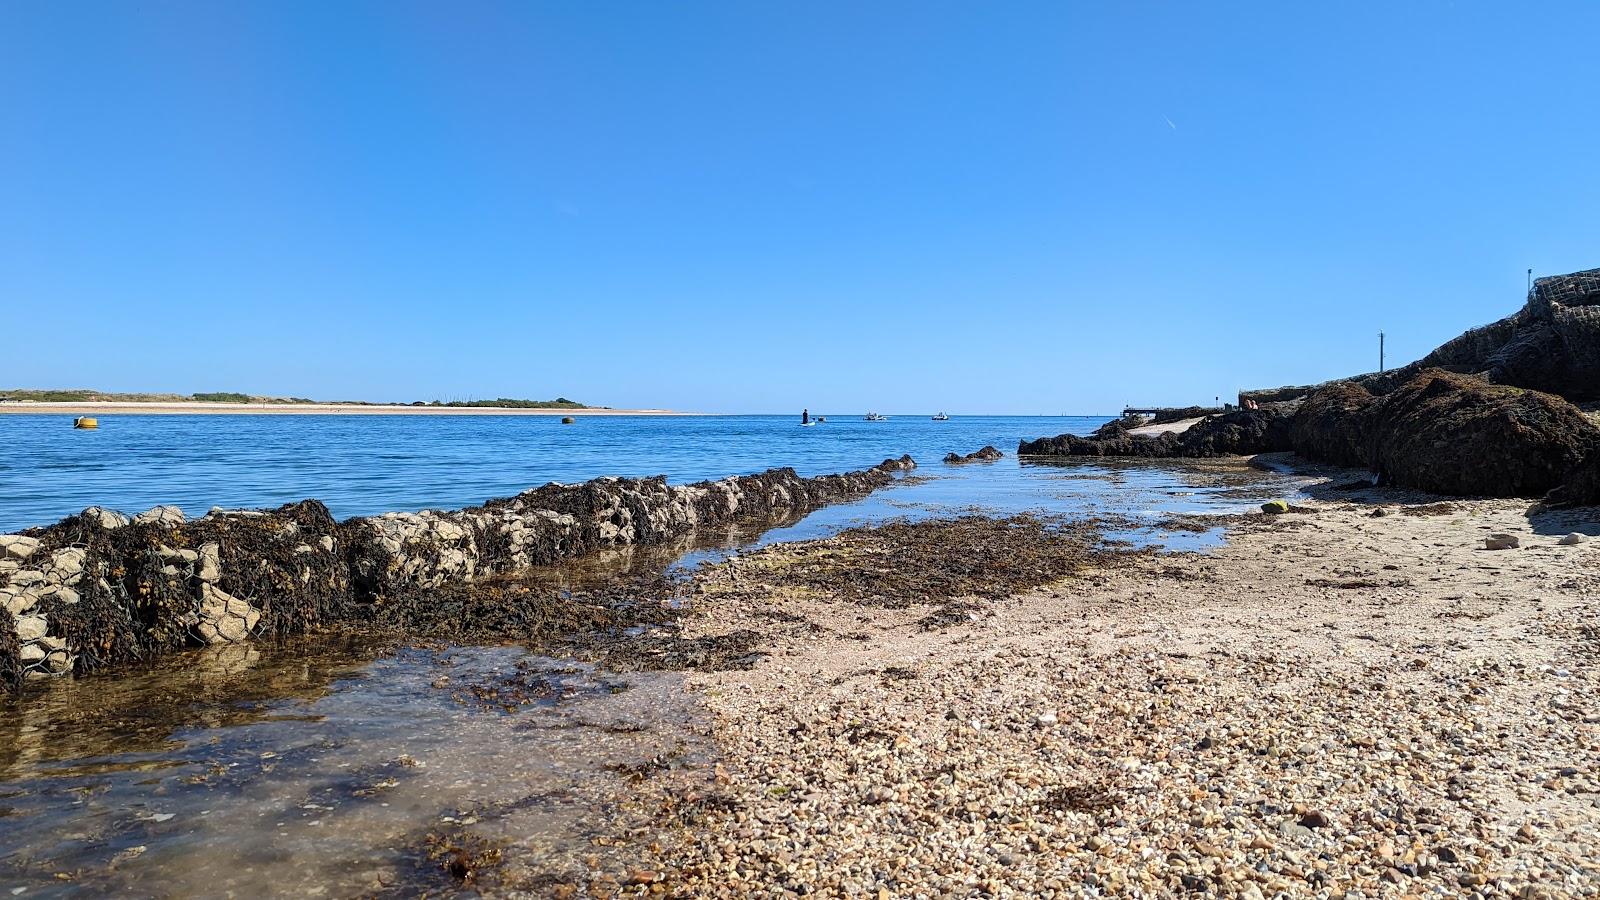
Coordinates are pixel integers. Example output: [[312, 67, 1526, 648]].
[[195, 584, 261, 644], [2, 588, 37, 615], [9, 570, 44, 587], [133, 505, 186, 526], [44, 547, 86, 584], [1261, 500, 1290, 514], [13, 614, 47, 642], [0, 535, 41, 561], [1298, 810, 1332, 829], [46, 585, 80, 605], [1558, 532, 1588, 546], [1485, 533, 1520, 550], [197, 543, 222, 582], [319, 535, 335, 553], [18, 642, 45, 663], [83, 506, 130, 529]]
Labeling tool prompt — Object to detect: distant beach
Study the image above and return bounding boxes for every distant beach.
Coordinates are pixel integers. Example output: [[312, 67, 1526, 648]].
[[0, 400, 688, 416]]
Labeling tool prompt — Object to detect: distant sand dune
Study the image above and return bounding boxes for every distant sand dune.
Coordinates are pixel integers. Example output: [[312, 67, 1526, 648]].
[[0, 401, 689, 416]]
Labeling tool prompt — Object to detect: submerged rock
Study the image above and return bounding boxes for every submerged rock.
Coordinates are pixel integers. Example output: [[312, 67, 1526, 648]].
[[944, 446, 1004, 465]]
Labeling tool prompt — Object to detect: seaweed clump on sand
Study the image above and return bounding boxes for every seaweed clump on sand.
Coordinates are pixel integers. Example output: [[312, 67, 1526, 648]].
[[700, 516, 1129, 631]]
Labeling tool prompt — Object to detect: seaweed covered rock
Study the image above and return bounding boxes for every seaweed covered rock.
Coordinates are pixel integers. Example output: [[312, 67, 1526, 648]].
[[1548, 456, 1600, 507], [1363, 370, 1599, 496], [0, 457, 917, 686], [944, 446, 1004, 464], [1289, 382, 1376, 469], [1018, 407, 1294, 459], [1088, 415, 1146, 440]]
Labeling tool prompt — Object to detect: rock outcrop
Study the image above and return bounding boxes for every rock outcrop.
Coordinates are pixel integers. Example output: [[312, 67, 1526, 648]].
[[1021, 369, 1600, 502], [1018, 407, 1294, 459], [0, 456, 916, 686], [1359, 371, 1598, 497], [943, 446, 1004, 464]]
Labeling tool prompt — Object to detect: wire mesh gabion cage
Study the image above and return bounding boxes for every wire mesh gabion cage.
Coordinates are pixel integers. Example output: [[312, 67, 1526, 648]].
[[1533, 268, 1600, 308]]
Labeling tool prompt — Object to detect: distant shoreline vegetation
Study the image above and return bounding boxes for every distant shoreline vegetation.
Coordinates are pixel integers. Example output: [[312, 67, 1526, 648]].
[[0, 389, 594, 409]]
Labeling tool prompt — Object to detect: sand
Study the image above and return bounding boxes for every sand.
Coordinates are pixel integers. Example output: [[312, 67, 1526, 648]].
[[1127, 415, 1206, 436], [0, 401, 688, 416], [631, 457, 1600, 897]]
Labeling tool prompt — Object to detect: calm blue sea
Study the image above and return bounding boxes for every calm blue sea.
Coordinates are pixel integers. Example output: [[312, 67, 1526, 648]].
[[0, 413, 1309, 535]]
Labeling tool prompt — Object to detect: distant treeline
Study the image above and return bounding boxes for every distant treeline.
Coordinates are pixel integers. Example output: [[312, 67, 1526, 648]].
[[411, 397, 587, 409], [0, 389, 590, 409]]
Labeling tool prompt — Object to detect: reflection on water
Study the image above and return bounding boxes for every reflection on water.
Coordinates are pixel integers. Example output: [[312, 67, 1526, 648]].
[[0, 455, 1313, 896], [0, 643, 710, 896]]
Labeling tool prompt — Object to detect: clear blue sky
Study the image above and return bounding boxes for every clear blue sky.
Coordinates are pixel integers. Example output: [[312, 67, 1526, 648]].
[[3, 2, 1596, 414]]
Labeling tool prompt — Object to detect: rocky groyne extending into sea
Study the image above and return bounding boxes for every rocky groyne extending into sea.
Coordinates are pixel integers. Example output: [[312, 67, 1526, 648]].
[[1021, 268, 1600, 504], [0, 455, 917, 687]]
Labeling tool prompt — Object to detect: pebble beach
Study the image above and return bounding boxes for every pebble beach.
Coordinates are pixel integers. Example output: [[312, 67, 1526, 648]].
[[624, 459, 1600, 898]]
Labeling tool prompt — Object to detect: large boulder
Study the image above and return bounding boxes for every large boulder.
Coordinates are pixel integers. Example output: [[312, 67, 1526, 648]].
[[1289, 382, 1376, 469], [1362, 370, 1598, 496]]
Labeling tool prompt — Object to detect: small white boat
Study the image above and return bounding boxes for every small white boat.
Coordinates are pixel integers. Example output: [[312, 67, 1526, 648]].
[[865, 412, 889, 422], [932, 412, 949, 421]]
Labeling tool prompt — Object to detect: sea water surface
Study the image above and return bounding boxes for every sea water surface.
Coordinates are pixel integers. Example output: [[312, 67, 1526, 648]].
[[0, 414, 1318, 896], [1, 413, 1277, 532]]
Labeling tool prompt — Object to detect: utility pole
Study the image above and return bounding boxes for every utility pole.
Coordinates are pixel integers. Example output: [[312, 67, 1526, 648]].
[[1379, 332, 1385, 374]]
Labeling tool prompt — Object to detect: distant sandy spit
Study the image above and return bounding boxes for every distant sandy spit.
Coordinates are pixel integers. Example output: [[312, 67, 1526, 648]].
[[0, 401, 693, 417]]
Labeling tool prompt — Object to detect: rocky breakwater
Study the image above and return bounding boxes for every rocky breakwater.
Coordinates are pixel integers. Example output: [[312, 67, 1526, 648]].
[[0, 456, 916, 687]]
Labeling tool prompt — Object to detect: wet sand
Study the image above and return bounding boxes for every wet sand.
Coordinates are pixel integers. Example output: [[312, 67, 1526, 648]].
[[0, 401, 687, 416]]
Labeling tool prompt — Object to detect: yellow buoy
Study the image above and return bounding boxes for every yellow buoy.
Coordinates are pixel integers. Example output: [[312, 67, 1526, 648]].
[[73, 416, 98, 429]]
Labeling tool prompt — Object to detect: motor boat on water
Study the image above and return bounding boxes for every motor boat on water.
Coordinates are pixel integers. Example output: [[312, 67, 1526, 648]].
[[865, 412, 889, 422], [932, 412, 949, 421]]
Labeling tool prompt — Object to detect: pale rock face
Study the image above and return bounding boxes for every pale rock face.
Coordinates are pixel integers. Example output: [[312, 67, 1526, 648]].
[[0, 535, 42, 561], [13, 613, 48, 642], [197, 543, 222, 582], [319, 536, 336, 553], [83, 506, 130, 529], [1, 587, 38, 615], [44, 547, 87, 585], [133, 505, 187, 526], [195, 583, 261, 644]]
